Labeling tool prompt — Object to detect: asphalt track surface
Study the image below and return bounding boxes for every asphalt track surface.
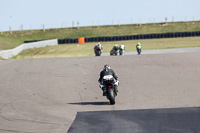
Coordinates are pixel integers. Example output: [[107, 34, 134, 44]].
[[68, 107, 200, 133], [0, 48, 200, 133]]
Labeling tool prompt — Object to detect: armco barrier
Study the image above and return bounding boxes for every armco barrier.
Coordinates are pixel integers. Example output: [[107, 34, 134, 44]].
[[0, 39, 58, 59], [57, 31, 200, 44]]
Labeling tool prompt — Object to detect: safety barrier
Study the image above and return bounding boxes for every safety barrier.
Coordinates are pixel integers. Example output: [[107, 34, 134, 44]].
[[78, 37, 85, 43], [58, 38, 78, 44], [58, 31, 200, 44], [0, 39, 58, 59], [1, 31, 197, 59]]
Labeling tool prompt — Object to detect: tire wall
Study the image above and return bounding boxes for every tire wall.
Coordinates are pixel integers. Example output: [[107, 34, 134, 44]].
[[58, 31, 200, 44]]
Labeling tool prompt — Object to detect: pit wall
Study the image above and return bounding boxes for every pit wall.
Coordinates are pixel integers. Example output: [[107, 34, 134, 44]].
[[0, 39, 58, 59]]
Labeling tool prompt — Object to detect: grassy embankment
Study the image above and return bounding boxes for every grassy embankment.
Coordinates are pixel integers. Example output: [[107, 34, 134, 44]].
[[0, 21, 200, 59]]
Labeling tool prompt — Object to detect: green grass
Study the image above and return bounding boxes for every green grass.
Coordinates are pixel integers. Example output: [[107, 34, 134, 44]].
[[15, 36, 200, 59], [1, 21, 200, 50]]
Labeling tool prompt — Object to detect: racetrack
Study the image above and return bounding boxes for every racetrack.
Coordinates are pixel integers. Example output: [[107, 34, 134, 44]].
[[0, 51, 200, 133]]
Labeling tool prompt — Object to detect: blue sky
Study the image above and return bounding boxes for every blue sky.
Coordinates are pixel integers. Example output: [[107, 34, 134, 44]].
[[0, 0, 200, 31]]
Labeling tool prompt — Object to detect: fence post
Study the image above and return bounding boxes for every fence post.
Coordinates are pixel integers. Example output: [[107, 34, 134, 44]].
[[9, 26, 12, 34], [21, 24, 23, 31], [165, 17, 168, 24], [77, 21, 79, 29], [72, 21, 74, 27], [172, 16, 174, 22], [43, 24, 45, 32]]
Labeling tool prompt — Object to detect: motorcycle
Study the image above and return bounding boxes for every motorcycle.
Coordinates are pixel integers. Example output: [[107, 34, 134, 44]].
[[110, 49, 118, 56], [95, 47, 102, 56], [137, 47, 141, 55], [100, 75, 119, 105], [119, 49, 124, 55]]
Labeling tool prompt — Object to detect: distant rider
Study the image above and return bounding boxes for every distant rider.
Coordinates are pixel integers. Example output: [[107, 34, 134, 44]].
[[113, 44, 119, 51], [119, 44, 125, 52], [98, 64, 119, 95], [94, 42, 103, 56], [136, 42, 142, 54], [119, 44, 125, 50], [110, 44, 119, 55]]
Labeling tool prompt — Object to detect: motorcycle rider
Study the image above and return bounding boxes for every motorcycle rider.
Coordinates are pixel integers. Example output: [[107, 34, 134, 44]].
[[136, 42, 142, 54], [94, 42, 103, 56], [119, 44, 125, 54], [110, 44, 119, 55], [119, 44, 125, 50], [113, 44, 119, 51], [98, 64, 119, 96]]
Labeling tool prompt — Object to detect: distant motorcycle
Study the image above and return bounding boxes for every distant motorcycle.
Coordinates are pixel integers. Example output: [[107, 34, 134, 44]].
[[100, 75, 118, 105], [95, 47, 102, 56], [119, 49, 124, 55], [110, 49, 118, 56], [137, 47, 141, 55]]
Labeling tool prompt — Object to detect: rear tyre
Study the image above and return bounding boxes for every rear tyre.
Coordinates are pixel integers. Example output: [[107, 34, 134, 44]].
[[119, 51, 122, 55], [107, 88, 115, 105], [137, 49, 141, 55]]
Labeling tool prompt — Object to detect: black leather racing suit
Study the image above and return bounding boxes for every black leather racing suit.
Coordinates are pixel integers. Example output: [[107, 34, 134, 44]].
[[98, 68, 118, 83]]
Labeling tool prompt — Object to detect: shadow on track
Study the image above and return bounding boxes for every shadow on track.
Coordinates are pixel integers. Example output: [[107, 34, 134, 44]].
[[68, 107, 200, 133], [68, 102, 109, 105]]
